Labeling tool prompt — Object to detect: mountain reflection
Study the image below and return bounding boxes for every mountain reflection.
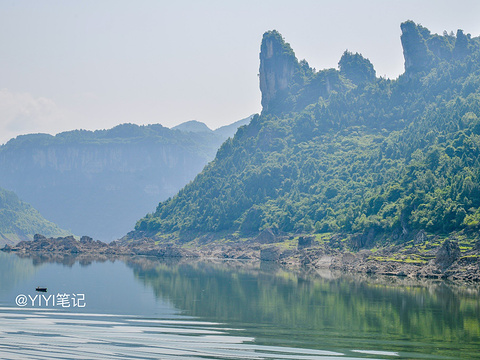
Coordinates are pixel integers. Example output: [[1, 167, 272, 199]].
[[0, 252, 37, 291], [4, 251, 479, 349], [125, 257, 480, 343]]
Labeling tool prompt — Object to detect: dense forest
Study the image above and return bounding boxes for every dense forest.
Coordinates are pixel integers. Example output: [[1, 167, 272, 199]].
[[135, 21, 480, 245]]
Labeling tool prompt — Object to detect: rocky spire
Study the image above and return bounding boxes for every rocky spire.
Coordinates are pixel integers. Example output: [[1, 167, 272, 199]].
[[400, 21, 475, 75], [400, 21, 432, 74], [259, 30, 299, 112]]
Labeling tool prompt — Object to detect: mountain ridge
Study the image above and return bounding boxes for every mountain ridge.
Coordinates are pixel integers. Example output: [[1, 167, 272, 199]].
[[131, 21, 480, 251], [0, 117, 251, 241]]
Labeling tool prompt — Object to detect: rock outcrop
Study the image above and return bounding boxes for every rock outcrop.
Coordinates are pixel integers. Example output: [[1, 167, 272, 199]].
[[255, 228, 278, 244], [260, 247, 281, 261], [435, 239, 461, 269], [2, 233, 196, 258], [400, 20, 476, 75], [258, 31, 357, 115], [259, 30, 298, 113], [400, 21, 433, 73]]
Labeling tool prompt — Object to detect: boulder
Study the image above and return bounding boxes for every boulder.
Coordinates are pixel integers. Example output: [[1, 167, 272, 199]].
[[256, 228, 277, 244], [80, 236, 94, 243], [33, 234, 47, 242], [297, 236, 314, 249], [435, 239, 460, 270], [260, 247, 281, 261]]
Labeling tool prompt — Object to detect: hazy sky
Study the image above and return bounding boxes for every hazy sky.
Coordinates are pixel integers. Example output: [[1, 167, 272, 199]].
[[1, 0, 480, 144]]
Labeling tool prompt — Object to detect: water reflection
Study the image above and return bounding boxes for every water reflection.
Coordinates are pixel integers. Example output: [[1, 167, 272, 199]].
[[9, 252, 124, 267], [2, 252, 480, 359], [126, 257, 480, 358], [0, 252, 38, 292]]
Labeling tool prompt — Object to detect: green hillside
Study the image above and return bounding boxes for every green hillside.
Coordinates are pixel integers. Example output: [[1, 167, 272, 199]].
[[134, 21, 480, 246], [0, 187, 69, 245]]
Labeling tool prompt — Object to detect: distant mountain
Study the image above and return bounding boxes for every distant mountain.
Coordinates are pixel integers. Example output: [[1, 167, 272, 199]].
[[0, 118, 251, 241], [0, 187, 68, 246], [172, 120, 212, 133], [213, 116, 253, 138], [172, 116, 253, 138], [133, 22, 480, 246]]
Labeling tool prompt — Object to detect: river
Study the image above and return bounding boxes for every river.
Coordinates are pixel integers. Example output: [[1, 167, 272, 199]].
[[0, 252, 479, 359]]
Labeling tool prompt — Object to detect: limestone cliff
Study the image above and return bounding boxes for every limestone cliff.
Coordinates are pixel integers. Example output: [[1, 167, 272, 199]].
[[259, 30, 348, 114], [400, 20, 477, 74], [259, 30, 299, 113]]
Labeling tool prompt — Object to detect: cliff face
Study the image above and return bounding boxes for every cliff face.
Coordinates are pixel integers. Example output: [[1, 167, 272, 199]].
[[259, 30, 299, 113], [400, 20, 478, 74], [0, 120, 249, 241], [259, 31, 353, 115]]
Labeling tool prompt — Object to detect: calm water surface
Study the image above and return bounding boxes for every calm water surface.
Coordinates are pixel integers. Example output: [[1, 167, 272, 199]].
[[0, 252, 479, 359]]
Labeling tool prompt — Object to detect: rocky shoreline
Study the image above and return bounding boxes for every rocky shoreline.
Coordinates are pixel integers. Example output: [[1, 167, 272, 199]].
[[2, 233, 479, 282]]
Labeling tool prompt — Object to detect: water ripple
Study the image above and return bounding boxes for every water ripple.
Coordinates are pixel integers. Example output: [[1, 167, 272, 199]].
[[0, 307, 390, 360]]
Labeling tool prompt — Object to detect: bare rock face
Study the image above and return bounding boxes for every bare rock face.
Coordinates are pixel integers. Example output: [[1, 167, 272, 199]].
[[256, 228, 277, 244], [435, 239, 460, 270], [259, 30, 298, 112], [400, 21, 474, 76], [260, 247, 281, 261]]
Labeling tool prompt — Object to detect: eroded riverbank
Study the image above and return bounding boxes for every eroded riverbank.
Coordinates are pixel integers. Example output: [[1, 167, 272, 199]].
[[3, 232, 480, 282]]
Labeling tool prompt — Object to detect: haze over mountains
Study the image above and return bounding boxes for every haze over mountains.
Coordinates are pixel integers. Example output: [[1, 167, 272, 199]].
[[0, 187, 68, 246], [2, 20, 480, 250], [0, 117, 251, 242], [133, 21, 480, 246]]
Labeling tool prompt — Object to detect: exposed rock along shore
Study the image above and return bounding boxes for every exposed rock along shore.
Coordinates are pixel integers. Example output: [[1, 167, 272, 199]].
[[2, 233, 479, 282]]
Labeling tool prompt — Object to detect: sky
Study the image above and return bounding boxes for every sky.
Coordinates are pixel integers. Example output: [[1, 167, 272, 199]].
[[1, 0, 480, 145]]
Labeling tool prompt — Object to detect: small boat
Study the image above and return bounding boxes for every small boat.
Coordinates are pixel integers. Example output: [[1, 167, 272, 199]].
[[35, 287, 47, 292]]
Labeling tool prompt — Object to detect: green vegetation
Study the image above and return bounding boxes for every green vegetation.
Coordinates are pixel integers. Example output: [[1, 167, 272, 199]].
[[0, 187, 69, 245], [338, 50, 376, 85], [135, 22, 480, 246]]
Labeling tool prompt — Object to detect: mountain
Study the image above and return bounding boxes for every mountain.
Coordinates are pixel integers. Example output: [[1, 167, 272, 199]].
[[172, 116, 253, 137], [0, 119, 251, 241], [172, 120, 212, 133], [213, 116, 253, 138], [0, 187, 68, 246], [133, 22, 480, 247]]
